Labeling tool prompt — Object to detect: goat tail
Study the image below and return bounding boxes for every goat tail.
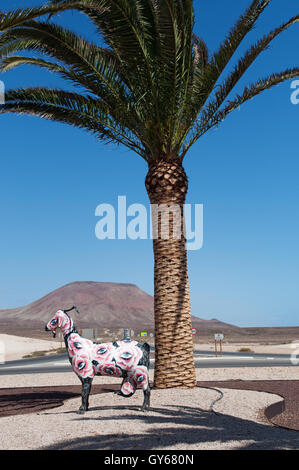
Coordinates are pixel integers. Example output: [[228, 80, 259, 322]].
[[140, 342, 151, 370], [141, 342, 150, 354]]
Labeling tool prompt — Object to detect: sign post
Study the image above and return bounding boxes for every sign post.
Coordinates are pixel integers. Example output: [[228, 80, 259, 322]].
[[214, 333, 224, 356]]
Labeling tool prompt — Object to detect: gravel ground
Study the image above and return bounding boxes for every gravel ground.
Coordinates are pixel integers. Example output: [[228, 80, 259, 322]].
[[1, 365, 298, 388], [0, 367, 298, 450]]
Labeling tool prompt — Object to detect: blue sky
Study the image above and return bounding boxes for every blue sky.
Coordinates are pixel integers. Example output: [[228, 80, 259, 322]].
[[0, 1, 299, 327]]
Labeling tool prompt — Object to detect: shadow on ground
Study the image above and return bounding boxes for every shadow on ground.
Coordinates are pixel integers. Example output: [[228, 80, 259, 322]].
[[39, 403, 299, 451], [0, 391, 78, 417]]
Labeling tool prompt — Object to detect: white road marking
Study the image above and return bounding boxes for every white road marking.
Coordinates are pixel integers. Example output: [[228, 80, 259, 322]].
[[1, 360, 70, 369], [0, 365, 62, 370], [1, 356, 290, 370], [198, 356, 254, 360]]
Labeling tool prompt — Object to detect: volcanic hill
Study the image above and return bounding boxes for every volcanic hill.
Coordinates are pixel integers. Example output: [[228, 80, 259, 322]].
[[0, 281, 237, 332]]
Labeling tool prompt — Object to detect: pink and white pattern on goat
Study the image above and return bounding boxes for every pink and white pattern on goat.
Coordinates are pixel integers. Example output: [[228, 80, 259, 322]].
[[46, 311, 149, 396]]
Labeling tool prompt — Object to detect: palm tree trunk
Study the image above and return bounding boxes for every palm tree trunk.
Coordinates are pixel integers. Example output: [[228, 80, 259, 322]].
[[145, 159, 197, 388]]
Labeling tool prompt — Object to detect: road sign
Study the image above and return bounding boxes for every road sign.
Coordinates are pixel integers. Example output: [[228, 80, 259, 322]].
[[214, 333, 224, 357], [214, 333, 224, 341], [192, 328, 197, 335]]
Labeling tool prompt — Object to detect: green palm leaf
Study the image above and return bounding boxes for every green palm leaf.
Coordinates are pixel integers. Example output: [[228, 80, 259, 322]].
[[202, 14, 299, 123], [0, 87, 148, 159], [0, 2, 91, 31], [0, 0, 298, 160], [190, 1, 272, 116], [181, 67, 299, 158], [0, 20, 150, 143], [0, 21, 126, 101]]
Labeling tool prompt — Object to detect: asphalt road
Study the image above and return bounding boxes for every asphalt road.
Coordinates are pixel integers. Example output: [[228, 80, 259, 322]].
[[0, 349, 297, 375]]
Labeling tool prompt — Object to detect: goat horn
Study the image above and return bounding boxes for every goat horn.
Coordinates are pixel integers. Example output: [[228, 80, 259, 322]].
[[64, 305, 79, 314]]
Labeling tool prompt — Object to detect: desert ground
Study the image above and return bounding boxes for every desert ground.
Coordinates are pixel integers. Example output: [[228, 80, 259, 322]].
[[194, 341, 299, 355], [0, 334, 298, 450], [0, 333, 59, 361]]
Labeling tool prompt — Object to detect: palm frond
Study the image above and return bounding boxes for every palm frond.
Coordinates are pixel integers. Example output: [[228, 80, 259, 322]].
[[178, 9, 299, 156], [171, 32, 209, 154], [0, 1, 298, 163], [192, 33, 209, 68], [0, 55, 70, 74], [202, 14, 299, 122], [0, 2, 93, 31], [0, 87, 148, 159], [0, 21, 126, 101], [48, 0, 192, 141], [57, 0, 161, 122], [191, 0, 272, 114], [181, 67, 299, 158], [0, 20, 150, 141], [142, 0, 194, 156]]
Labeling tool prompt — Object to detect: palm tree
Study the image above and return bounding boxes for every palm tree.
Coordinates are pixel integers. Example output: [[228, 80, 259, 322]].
[[0, 0, 298, 389]]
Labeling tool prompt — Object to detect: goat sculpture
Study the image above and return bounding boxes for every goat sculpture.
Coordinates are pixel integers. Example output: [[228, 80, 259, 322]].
[[45, 306, 151, 413]]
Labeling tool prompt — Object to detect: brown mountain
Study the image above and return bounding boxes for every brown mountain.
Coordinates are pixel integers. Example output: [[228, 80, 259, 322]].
[[0, 281, 237, 332]]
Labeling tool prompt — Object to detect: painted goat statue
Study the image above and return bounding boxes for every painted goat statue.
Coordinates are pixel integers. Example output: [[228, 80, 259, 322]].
[[45, 306, 151, 413]]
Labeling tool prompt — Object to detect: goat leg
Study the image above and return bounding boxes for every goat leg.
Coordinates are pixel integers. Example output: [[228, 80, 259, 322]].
[[78, 377, 92, 414], [141, 385, 151, 412]]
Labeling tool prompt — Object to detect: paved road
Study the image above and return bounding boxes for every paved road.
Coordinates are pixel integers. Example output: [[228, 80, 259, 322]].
[[0, 349, 297, 375]]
